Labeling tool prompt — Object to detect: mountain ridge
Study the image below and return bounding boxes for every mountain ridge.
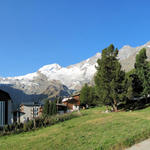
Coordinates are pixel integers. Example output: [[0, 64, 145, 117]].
[[1, 41, 150, 108]]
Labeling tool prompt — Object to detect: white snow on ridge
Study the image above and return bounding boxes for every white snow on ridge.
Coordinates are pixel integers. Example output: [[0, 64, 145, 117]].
[[39, 64, 96, 88], [37, 54, 101, 89], [7, 72, 38, 81], [39, 63, 62, 73], [1, 41, 150, 90]]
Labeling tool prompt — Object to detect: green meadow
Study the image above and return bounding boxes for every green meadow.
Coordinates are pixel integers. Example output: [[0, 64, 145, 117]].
[[1, 107, 150, 150]]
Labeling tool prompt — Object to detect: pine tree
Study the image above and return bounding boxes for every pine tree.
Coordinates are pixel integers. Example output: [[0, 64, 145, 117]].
[[134, 48, 150, 99], [49, 101, 53, 115], [80, 84, 90, 105], [52, 100, 57, 115], [89, 86, 97, 106], [94, 44, 126, 111], [43, 99, 50, 115], [80, 84, 97, 106], [126, 72, 143, 98]]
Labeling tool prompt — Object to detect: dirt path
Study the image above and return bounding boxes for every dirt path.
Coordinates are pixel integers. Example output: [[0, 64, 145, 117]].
[[126, 138, 150, 150]]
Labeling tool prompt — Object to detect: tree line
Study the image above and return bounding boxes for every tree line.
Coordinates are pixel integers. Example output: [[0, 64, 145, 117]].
[[43, 99, 57, 116], [80, 44, 150, 111]]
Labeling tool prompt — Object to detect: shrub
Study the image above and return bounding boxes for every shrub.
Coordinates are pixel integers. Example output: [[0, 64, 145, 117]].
[[0, 111, 82, 136]]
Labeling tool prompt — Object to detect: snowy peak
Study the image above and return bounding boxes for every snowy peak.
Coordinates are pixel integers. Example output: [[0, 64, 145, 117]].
[[7, 72, 38, 81], [39, 64, 62, 74], [37, 53, 101, 89], [1, 41, 150, 107], [1, 41, 150, 93]]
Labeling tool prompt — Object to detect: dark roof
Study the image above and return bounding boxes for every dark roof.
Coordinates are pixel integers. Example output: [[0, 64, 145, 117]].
[[20, 102, 43, 106], [0, 89, 11, 101]]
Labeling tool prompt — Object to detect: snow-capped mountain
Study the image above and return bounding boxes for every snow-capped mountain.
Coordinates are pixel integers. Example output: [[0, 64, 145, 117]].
[[1, 52, 101, 90], [39, 52, 101, 89], [0, 52, 101, 108], [1, 41, 150, 108]]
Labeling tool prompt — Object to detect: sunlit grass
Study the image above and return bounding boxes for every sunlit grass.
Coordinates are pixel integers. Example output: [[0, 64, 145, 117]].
[[1, 107, 150, 150]]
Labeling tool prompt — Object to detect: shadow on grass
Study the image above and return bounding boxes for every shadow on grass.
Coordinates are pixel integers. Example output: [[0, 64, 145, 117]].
[[119, 97, 150, 111]]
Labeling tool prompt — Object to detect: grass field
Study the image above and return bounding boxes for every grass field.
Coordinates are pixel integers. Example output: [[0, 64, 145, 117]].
[[1, 107, 150, 150]]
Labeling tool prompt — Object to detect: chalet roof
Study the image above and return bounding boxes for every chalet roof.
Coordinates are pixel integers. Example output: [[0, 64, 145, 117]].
[[0, 89, 11, 101], [62, 93, 80, 102], [62, 97, 73, 102]]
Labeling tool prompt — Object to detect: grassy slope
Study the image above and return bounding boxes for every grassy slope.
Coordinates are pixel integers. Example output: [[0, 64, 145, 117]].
[[1, 107, 150, 150]]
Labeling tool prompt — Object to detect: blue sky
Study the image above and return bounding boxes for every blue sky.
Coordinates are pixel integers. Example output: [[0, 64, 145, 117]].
[[0, 0, 150, 77]]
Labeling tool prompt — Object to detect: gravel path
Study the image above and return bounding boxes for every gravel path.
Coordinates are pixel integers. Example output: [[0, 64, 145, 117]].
[[126, 139, 150, 150]]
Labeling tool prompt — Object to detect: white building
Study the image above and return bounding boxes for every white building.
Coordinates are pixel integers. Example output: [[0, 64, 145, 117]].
[[0, 90, 13, 126], [19, 102, 43, 123]]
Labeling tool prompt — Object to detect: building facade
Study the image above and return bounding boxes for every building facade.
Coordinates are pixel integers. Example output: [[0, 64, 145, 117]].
[[19, 102, 43, 123], [0, 90, 13, 126], [62, 94, 80, 112]]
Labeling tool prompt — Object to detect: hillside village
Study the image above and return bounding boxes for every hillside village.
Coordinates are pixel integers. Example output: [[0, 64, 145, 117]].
[[1, 42, 150, 127], [1, 0, 150, 149], [0, 89, 80, 127], [1, 43, 150, 150]]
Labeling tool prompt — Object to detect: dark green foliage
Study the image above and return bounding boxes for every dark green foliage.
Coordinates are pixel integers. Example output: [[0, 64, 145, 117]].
[[80, 84, 97, 106], [128, 73, 143, 97], [134, 48, 150, 98], [43, 99, 50, 115], [80, 84, 90, 105], [51, 100, 57, 115], [94, 44, 126, 111], [43, 99, 57, 116], [89, 86, 98, 106], [124, 69, 141, 99]]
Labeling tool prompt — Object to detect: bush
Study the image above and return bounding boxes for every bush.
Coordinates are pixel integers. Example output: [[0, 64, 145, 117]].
[[0, 112, 82, 137], [23, 123, 28, 132]]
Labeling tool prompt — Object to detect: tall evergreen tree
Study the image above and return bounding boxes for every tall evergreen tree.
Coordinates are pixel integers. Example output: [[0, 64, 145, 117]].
[[80, 84, 97, 106], [52, 100, 57, 115], [94, 44, 126, 111], [43, 99, 57, 116], [134, 48, 150, 99], [88, 86, 97, 106], [43, 99, 50, 115], [80, 84, 90, 105], [49, 101, 53, 115]]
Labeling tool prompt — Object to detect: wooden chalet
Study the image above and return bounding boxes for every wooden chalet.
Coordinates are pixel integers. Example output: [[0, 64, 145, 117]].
[[62, 93, 80, 112]]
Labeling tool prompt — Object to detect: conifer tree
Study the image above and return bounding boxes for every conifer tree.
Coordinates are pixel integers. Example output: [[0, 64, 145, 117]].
[[49, 101, 53, 115], [52, 100, 57, 115], [134, 48, 150, 99], [80, 84, 90, 105], [43, 99, 50, 115], [94, 44, 125, 111]]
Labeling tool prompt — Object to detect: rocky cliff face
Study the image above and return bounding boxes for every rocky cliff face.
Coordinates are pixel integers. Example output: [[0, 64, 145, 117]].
[[1, 41, 150, 108], [119, 41, 150, 71]]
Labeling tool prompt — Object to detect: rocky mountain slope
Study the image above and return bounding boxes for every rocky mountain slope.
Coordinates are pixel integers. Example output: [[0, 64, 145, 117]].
[[1, 41, 150, 108], [119, 41, 150, 71]]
